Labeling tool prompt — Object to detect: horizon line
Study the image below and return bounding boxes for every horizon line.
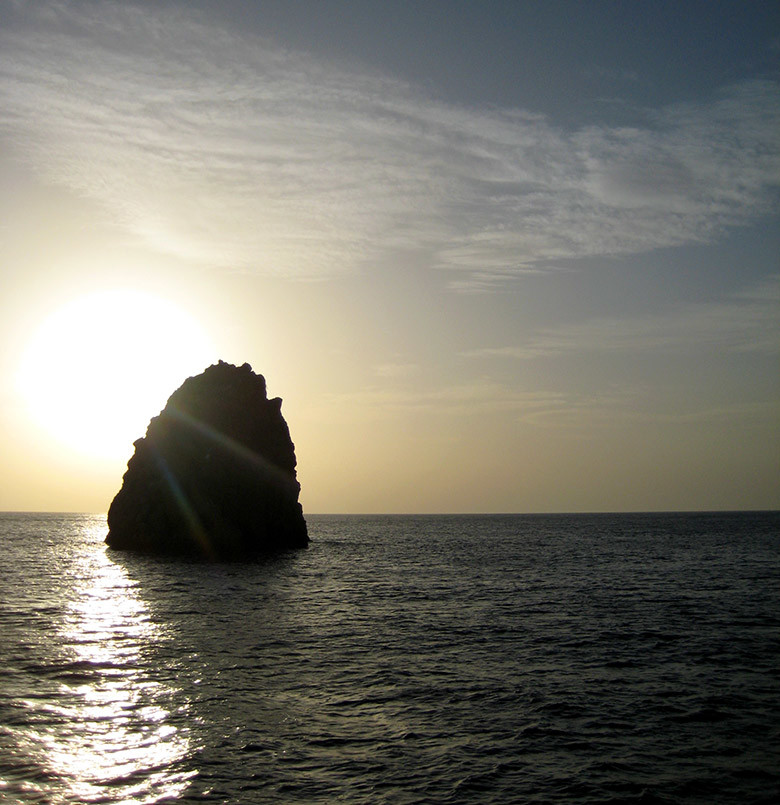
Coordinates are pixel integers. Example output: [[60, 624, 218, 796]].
[[2, 509, 778, 517]]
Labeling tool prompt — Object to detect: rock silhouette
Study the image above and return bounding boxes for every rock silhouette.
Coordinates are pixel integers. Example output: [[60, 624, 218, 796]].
[[106, 361, 308, 557]]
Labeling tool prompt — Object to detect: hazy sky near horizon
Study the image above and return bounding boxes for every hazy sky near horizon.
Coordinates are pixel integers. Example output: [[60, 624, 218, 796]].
[[1, 0, 778, 513]]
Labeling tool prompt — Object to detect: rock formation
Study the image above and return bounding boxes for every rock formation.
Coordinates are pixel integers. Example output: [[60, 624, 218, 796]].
[[106, 361, 308, 557]]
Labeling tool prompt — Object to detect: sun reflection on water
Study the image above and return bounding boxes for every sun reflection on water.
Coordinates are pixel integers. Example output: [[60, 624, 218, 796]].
[[40, 518, 195, 803]]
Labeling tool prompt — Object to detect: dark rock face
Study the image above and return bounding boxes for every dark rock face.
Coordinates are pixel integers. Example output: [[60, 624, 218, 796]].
[[106, 361, 308, 557]]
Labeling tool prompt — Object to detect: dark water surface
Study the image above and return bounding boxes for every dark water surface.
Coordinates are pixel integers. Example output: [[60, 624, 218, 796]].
[[0, 512, 778, 804]]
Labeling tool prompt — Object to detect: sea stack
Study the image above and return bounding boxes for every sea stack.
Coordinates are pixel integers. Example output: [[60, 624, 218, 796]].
[[106, 361, 308, 557]]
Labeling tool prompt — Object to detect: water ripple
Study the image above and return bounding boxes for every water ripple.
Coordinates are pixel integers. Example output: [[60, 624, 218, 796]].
[[0, 511, 778, 803]]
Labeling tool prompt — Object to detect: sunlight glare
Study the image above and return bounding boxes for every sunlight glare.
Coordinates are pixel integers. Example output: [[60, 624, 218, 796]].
[[41, 516, 196, 802], [16, 290, 218, 460]]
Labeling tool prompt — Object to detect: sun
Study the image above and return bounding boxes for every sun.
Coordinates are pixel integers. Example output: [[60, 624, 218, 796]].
[[16, 289, 219, 461]]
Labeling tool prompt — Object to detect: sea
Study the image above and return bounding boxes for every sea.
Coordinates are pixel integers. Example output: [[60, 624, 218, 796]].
[[0, 511, 778, 805]]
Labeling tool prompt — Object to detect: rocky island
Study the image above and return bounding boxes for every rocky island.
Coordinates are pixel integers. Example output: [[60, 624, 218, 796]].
[[106, 361, 308, 557]]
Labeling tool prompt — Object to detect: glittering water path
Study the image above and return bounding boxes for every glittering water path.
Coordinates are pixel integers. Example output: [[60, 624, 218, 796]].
[[1, 512, 778, 803]]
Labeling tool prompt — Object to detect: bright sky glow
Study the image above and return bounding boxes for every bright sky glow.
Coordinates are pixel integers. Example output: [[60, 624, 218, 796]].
[[16, 290, 217, 460], [0, 1, 777, 513]]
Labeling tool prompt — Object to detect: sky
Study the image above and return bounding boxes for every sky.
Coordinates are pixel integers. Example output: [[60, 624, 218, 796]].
[[1, 0, 778, 514]]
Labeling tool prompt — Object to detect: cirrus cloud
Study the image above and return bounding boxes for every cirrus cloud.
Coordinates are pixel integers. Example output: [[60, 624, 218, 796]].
[[463, 275, 780, 359], [0, 2, 778, 284]]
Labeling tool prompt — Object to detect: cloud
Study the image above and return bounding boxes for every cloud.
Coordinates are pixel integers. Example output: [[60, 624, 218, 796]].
[[311, 377, 777, 431], [319, 381, 569, 419], [372, 362, 420, 379], [316, 381, 644, 430], [464, 275, 780, 359], [1, 2, 778, 282]]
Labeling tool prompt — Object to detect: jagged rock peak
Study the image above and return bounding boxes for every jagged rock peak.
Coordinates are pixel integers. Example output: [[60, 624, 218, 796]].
[[105, 361, 308, 558]]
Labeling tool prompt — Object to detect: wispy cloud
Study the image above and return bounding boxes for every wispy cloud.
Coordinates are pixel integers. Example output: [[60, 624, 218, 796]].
[[464, 275, 780, 359], [317, 381, 637, 429], [312, 378, 777, 431], [319, 381, 569, 419], [1, 2, 778, 283], [372, 362, 420, 379]]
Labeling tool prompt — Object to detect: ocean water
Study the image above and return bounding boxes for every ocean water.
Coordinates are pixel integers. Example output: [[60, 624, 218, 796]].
[[0, 512, 778, 804]]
